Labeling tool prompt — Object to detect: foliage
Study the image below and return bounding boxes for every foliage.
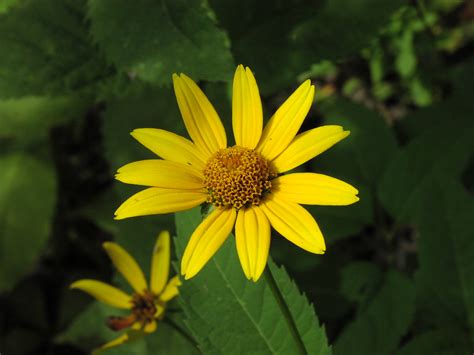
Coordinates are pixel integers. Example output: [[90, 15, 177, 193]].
[[0, 0, 473, 354]]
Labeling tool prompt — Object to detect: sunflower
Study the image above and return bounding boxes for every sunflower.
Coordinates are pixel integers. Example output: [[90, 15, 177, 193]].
[[70, 231, 180, 351], [115, 65, 359, 281]]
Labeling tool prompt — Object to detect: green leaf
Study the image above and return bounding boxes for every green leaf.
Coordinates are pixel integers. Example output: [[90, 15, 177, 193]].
[[340, 262, 383, 308], [415, 177, 474, 345], [175, 208, 331, 355], [378, 117, 474, 222], [396, 328, 471, 355], [0, 0, 18, 13], [0, 0, 110, 98], [0, 96, 91, 144], [0, 153, 56, 291], [211, 0, 404, 94], [88, 0, 234, 85], [334, 270, 415, 355]]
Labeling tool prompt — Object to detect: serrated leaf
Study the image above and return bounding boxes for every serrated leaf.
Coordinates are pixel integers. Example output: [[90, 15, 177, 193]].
[[415, 177, 474, 346], [88, 0, 234, 85], [0, 153, 56, 291], [0, 0, 110, 98], [175, 208, 331, 355], [334, 270, 415, 355]]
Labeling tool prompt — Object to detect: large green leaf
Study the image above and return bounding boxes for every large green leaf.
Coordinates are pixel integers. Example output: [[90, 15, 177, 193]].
[[415, 176, 474, 346], [211, 0, 404, 94], [334, 270, 415, 355], [88, 0, 234, 85], [175, 208, 331, 354], [0, 153, 56, 291], [0, 0, 110, 98]]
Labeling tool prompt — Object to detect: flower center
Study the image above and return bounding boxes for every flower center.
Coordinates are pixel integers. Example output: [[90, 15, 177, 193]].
[[106, 290, 163, 331], [203, 146, 275, 210], [131, 290, 157, 324]]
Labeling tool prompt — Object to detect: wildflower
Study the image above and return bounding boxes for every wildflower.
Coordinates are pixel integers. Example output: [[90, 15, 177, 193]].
[[70, 231, 180, 351], [115, 65, 359, 281]]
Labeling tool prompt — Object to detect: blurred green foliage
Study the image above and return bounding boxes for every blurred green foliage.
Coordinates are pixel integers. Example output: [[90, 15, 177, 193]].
[[0, 0, 473, 354]]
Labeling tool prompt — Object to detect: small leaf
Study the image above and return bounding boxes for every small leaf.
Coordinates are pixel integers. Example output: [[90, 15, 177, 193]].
[[88, 0, 234, 85], [0, 153, 56, 291], [334, 270, 415, 355], [175, 208, 331, 354]]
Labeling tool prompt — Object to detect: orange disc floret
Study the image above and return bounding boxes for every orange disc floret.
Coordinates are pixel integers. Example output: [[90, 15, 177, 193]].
[[203, 146, 275, 209]]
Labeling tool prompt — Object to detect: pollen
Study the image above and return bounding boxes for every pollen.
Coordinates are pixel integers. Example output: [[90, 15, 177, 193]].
[[203, 146, 275, 210]]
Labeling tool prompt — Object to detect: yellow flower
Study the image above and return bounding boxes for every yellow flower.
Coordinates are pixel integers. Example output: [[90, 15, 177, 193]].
[[70, 231, 180, 352], [115, 65, 359, 281]]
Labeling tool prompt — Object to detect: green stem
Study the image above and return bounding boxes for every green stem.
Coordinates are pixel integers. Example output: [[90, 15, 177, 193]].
[[164, 316, 201, 352], [264, 264, 307, 355]]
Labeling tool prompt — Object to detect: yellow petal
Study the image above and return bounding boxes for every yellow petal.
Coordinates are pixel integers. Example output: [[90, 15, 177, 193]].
[[273, 173, 359, 205], [115, 160, 204, 189], [260, 195, 325, 254], [144, 320, 157, 333], [173, 73, 227, 157], [70, 279, 132, 309], [235, 207, 270, 281], [93, 329, 144, 355], [115, 187, 207, 220], [154, 303, 166, 319], [160, 275, 181, 302], [103, 242, 148, 293], [257, 80, 315, 160], [181, 208, 236, 279], [232, 65, 263, 149], [272, 126, 350, 173], [131, 128, 206, 170], [150, 231, 170, 295]]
